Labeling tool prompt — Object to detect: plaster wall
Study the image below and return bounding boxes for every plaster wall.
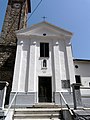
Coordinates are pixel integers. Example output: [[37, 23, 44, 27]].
[[74, 61, 90, 95], [12, 36, 74, 93], [27, 37, 70, 93], [74, 61, 90, 87]]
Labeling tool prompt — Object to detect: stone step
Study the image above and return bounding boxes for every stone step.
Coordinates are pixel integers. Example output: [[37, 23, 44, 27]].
[[14, 119, 60, 120], [33, 103, 60, 108], [13, 108, 61, 120], [74, 109, 90, 120], [14, 108, 61, 114], [15, 108, 61, 112], [14, 113, 60, 118]]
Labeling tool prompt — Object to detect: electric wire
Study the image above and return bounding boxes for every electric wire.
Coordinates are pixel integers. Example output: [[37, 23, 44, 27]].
[[26, 0, 43, 23], [0, 0, 43, 45], [0, 0, 26, 45]]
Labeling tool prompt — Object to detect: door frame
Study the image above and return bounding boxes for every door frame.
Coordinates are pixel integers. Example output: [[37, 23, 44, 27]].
[[38, 76, 52, 103]]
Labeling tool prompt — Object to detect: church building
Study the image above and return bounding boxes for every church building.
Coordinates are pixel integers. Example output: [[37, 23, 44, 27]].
[[11, 21, 75, 106], [10, 21, 90, 108]]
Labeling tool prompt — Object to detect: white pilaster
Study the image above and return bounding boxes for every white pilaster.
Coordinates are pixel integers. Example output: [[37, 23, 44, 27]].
[[53, 40, 61, 92], [59, 40, 67, 80], [65, 40, 75, 84], [28, 40, 36, 92], [18, 41, 29, 92], [12, 40, 23, 92], [12, 40, 30, 92]]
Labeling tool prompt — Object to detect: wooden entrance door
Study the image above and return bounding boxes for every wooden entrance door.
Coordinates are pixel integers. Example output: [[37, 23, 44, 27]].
[[38, 77, 52, 102]]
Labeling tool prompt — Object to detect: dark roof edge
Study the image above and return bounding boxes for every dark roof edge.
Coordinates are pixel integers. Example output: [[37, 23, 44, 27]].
[[73, 59, 90, 62], [27, 0, 31, 13]]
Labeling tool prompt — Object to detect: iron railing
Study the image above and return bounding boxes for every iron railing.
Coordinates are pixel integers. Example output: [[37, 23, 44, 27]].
[[59, 92, 75, 117], [0, 81, 9, 110], [5, 92, 18, 118]]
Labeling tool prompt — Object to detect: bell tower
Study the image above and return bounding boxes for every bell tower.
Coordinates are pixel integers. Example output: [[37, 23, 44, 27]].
[[0, 0, 31, 104], [1, 0, 31, 44]]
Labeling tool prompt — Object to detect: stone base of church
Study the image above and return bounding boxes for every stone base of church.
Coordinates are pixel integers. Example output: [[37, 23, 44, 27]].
[[54, 92, 74, 107], [10, 92, 37, 107], [9, 92, 74, 107]]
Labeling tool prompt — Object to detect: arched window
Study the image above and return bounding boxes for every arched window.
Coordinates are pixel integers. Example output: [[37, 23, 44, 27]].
[[43, 59, 47, 68]]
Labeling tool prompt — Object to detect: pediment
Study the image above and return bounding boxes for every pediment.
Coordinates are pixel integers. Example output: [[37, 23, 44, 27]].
[[16, 21, 73, 38]]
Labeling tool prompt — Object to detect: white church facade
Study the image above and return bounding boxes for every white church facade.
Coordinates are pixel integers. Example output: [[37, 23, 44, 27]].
[[0, 21, 89, 120], [10, 21, 90, 108], [11, 21, 75, 106]]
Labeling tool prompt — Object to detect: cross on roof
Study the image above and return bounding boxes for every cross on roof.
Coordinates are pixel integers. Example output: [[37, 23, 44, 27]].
[[42, 16, 47, 21]]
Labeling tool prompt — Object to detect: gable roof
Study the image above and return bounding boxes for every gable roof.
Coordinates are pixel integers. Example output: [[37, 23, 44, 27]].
[[16, 21, 73, 38], [29, 21, 72, 35]]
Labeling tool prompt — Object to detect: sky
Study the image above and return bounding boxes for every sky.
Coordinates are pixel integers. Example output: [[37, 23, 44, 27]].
[[0, 0, 90, 59]]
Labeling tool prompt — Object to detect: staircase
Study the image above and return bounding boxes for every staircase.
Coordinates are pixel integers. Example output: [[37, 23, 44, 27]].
[[13, 103, 62, 120], [74, 109, 90, 120]]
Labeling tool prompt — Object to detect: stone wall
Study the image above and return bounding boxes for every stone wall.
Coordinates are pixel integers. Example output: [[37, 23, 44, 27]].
[[0, 45, 16, 104], [0, 0, 28, 45]]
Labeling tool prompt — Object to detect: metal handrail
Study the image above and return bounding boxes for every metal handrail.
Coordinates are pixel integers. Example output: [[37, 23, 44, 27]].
[[5, 92, 18, 117], [0, 81, 9, 110], [0, 81, 9, 85], [59, 92, 75, 116]]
